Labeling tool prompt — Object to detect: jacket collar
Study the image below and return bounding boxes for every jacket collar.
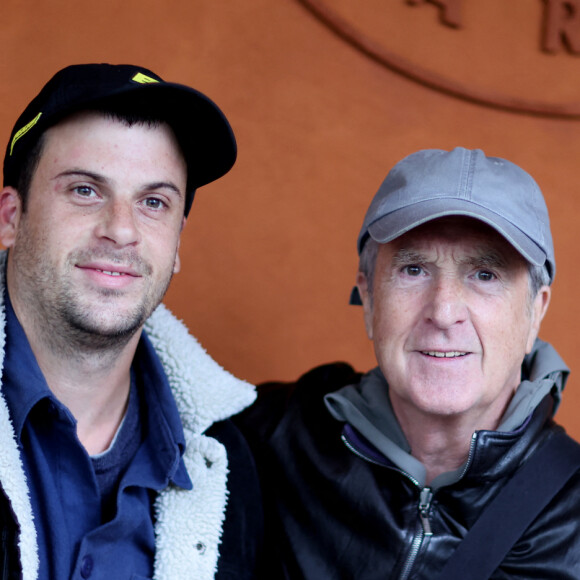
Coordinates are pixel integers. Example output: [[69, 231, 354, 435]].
[[326, 338, 569, 488], [144, 303, 256, 435]]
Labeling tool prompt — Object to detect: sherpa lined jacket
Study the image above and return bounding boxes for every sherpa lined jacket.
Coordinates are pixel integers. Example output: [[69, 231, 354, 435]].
[[0, 251, 260, 580]]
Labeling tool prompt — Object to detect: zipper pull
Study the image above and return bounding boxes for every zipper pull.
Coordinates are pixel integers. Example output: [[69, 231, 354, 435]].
[[419, 487, 433, 536]]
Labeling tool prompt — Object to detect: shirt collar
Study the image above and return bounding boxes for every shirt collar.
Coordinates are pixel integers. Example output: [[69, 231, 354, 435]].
[[133, 332, 192, 490], [2, 286, 191, 490], [2, 287, 65, 440]]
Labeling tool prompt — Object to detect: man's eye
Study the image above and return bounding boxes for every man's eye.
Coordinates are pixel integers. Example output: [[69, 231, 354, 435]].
[[73, 185, 95, 197], [403, 265, 423, 277], [475, 270, 495, 282], [144, 198, 166, 210]]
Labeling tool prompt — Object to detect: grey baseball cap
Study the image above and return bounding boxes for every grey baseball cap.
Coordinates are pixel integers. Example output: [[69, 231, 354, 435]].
[[357, 147, 554, 279]]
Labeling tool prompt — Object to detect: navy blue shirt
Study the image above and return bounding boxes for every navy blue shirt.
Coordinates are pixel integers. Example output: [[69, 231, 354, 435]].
[[2, 292, 192, 580]]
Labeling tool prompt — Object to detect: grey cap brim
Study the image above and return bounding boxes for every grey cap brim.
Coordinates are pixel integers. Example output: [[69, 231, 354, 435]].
[[366, 197, 549, 268]]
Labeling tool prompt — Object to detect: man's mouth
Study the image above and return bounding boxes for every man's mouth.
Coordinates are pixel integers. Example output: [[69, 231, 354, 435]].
[[76, 263, 142, 277], [97, 269, 131, 277], [421, 351, 468, 358]]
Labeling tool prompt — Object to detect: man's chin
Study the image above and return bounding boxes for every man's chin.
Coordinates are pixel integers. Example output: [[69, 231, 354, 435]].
[[64, 308, 149, 347]]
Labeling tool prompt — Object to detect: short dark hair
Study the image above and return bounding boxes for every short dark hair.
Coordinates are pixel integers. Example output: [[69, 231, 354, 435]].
[[14, 133, 46, 212]]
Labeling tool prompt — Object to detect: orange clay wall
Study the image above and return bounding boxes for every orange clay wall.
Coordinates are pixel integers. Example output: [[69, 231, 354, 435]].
[[1, 0, 579, 438]]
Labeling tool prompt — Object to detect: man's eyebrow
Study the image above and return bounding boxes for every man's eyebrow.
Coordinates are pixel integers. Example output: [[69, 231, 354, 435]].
[[54, 170, 184, 199], [144, 181, 184, 199], [464, 251, 508, 269], [392, 248, 509, 268], [55, 169, 107, 183], [392, 249, 427, 265]]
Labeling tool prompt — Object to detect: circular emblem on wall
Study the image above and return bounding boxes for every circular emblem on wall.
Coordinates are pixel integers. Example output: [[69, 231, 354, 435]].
[[299, 0, 580, 118]]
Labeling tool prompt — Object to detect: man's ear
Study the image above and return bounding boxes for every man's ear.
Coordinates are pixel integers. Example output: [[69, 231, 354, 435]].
[[173, 252, 181, 274], [356, 271, 374, 340], [526, 285, 551, 353], [172, 216, 187, 274], [0, 187, 22, 248]]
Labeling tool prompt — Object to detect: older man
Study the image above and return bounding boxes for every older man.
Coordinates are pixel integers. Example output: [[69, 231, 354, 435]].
[[238, 147, 580, 579], [0, 64, 261, 580]]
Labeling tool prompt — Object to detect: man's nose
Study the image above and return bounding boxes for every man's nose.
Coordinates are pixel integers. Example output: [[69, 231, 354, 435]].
[[425, 275, 468, 329], [95, 200, 140, 247]]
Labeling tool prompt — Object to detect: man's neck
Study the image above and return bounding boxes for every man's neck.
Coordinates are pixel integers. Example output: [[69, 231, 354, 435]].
[[37, 340, 138, 455], [390, 396, 511, 485], [12, 297, 141, 455]]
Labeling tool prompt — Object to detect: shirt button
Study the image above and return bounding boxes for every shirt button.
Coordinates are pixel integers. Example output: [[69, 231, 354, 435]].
[[80, 555, 94, 578]]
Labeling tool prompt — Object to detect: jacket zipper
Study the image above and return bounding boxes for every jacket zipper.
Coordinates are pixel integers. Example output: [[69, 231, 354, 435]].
[[341, 433, 445, 580], [458, 433, 478, 479], [341, 429, 480, 579], [418, 487, 433, 536], [402, 436, 478, 578], [403, 435, 478, 578], [399, 487, 434, 580]]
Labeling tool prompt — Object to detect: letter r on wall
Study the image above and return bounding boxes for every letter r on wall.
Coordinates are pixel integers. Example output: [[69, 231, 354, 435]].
[[543, 0, 580, 53]]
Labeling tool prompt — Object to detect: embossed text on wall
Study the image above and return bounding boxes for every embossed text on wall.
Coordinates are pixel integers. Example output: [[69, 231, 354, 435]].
[[298, 0, 580, 117], [407, 0, 580, 54]]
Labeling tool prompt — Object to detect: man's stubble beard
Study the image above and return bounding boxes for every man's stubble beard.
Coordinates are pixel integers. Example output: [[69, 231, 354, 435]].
[[10, 233, 175, 356]]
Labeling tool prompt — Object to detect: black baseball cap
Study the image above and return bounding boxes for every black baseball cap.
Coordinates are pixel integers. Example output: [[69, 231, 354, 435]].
[[3, 63, 237, 215]]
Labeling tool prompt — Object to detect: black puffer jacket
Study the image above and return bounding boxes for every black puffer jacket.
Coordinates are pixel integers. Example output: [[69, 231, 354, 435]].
[[237, 361, 580, 579]]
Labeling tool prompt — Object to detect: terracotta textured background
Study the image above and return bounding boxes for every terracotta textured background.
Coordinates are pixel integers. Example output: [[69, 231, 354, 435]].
[[1, 0, 579, 438]]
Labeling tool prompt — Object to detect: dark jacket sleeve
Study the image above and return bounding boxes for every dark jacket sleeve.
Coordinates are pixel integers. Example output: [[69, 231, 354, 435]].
[[206, 419, 265, 580], [0, 483, 23, 580], [233, 362, 362, 579], [237, 362, 361, 443]]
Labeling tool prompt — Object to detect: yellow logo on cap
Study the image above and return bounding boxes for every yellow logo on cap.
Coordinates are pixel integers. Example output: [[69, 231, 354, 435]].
[[10, 112, 42, 156], [132, 73, 160, 84]]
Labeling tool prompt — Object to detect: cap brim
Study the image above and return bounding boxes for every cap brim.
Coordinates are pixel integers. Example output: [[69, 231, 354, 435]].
[[105, 83, 235, 180], [82, 83, 236, 213], [366, 198, 548, 267]]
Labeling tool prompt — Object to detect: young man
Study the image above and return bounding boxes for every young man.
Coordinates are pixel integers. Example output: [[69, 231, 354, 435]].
[[238, 147, 580, 578], [0, 63, 261, 580]]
